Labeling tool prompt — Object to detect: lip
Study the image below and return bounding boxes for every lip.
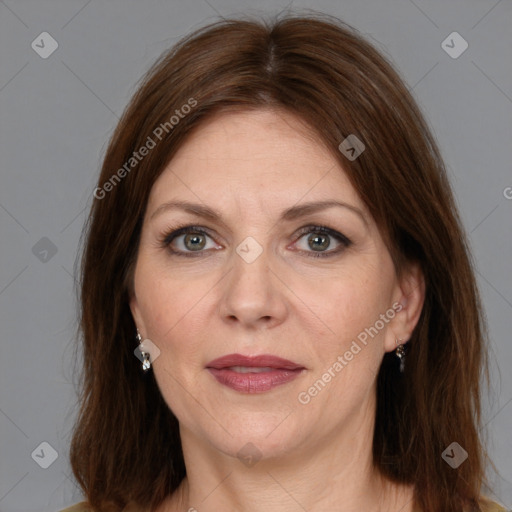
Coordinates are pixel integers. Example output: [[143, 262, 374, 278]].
[[206, 353, 305, 393]]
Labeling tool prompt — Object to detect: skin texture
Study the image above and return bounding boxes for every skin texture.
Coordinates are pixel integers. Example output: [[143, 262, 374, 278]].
[[130, 109, 425, 512]]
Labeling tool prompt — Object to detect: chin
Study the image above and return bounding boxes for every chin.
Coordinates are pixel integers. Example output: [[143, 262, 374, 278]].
[[216, 433, 299, 466], [190, 411, 306, 462]]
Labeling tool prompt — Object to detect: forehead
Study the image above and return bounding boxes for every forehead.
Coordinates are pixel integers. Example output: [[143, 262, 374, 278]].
[[147, 109, 363, 212]]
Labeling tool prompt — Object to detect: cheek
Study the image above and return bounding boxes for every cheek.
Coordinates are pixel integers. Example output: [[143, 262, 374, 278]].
[[298, 262, 392, 346], [296, 280, 392, 417], [135, 266, 213, 418], [134, 261, 215, 365], [298, 260, 395, 397]]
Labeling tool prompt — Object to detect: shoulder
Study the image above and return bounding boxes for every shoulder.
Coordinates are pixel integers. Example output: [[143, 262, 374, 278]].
[[412, 496, 507, 512], [59, 503, 92, 512], [62, 498, 508, 512], [479, 496, 508, 512], [58, 502, 145, 512]]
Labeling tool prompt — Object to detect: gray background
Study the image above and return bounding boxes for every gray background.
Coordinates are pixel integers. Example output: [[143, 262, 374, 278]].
[[0, 1, 511, 511]]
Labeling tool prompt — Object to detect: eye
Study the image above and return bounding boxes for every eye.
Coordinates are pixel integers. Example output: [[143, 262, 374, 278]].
[[293, 225, 352, 258], [161, 225, 220, 257], [159, 224, 352, 259]]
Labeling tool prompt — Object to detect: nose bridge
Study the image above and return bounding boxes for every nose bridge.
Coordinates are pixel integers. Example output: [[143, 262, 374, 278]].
[[219, 234, 286, 327], [231, 237, 272, 302]]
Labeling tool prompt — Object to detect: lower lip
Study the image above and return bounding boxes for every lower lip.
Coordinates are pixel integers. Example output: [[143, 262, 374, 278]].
[[207, 368, 303, 393]]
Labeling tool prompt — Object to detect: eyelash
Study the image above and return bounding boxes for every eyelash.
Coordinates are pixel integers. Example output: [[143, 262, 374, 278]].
[[159, 224, 352, 259]]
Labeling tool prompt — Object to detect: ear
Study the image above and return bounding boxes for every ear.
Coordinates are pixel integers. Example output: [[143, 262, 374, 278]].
[[383, 261, 425, 353]]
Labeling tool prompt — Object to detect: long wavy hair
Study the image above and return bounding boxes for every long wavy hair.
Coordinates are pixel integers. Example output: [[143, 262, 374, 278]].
[[69, 12, 490, 512]]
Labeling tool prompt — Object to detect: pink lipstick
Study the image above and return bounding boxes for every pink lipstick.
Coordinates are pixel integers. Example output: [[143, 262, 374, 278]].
[[206, 354, 305, 393]]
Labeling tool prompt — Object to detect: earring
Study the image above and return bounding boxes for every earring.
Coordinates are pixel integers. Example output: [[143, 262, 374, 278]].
[[395, 338, 406, 373], [136, 330, 151, 372]]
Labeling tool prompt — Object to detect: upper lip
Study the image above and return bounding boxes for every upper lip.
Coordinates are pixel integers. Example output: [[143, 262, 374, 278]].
[[206, 353, 304, 370]]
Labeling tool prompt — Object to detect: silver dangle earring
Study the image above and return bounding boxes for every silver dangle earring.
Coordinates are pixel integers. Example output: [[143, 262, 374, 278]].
[[395, 338, 406, 373], [136, 330, 151, 372]]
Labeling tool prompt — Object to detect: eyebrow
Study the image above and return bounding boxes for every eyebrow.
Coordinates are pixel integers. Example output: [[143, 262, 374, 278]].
[[150, 199, 368, 226]]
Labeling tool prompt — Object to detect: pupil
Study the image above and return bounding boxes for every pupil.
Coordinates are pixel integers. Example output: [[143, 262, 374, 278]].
[[309, 233, 329, 251], [185, 233, 205, 251]]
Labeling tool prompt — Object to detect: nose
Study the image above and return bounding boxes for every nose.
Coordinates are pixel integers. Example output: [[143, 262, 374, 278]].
[[218, 244, 288, 330]]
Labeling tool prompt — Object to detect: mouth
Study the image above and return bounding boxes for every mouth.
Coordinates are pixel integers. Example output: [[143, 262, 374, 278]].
[[206, 354, 305, 393]]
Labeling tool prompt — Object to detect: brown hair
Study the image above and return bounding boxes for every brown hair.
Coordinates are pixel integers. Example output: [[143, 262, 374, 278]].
[[70, 12, 490, 512]]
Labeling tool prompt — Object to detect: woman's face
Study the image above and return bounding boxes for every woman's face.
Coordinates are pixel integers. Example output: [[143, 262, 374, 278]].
[[130, 109, 421, 463]]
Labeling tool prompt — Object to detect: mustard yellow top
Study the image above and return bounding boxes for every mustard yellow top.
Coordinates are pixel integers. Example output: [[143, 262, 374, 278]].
[[60, 497, 508, 512]]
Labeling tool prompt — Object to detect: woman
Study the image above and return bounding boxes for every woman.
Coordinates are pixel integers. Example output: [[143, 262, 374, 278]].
[[61, 12, 506, 512]]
